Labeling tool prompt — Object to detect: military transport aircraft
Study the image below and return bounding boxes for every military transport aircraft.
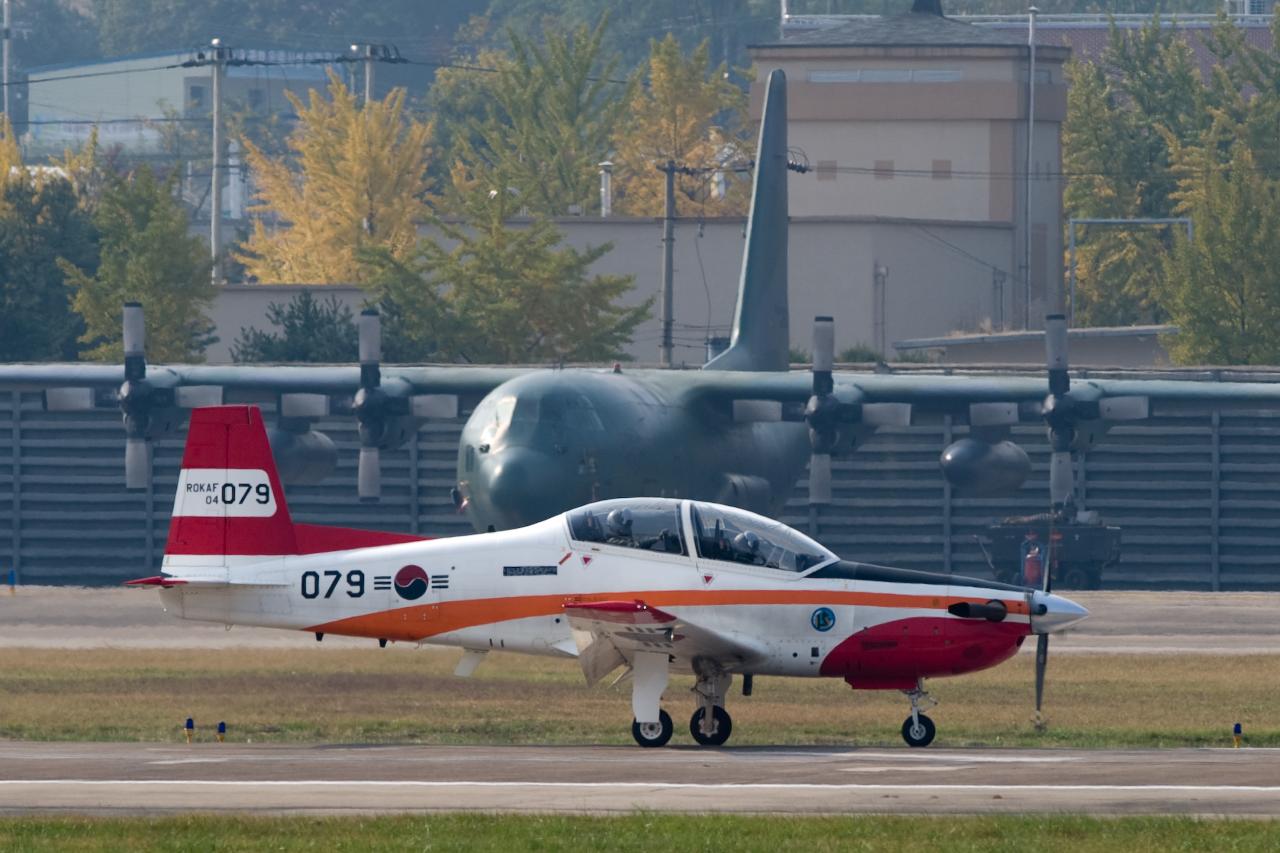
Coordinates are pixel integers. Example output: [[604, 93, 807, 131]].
[[5, 70, 1280, 536], [131, 403, 1089, 747]]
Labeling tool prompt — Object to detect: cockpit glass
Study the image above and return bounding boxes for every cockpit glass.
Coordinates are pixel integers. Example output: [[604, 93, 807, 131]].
[[479, 395, 539, 445], [690, 502, 834, 572], [568, 499, 686, 556]]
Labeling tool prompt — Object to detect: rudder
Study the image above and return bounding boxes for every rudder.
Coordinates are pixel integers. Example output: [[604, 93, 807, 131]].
[[165, 406, 296, 563]]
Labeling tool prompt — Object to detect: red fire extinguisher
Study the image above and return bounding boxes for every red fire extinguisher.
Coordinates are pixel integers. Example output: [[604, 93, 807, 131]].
[[1021, 534, 1043, 587]]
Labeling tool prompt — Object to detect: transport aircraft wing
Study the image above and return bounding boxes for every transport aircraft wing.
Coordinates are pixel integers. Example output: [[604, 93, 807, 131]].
[[564, 599, 766, 686]]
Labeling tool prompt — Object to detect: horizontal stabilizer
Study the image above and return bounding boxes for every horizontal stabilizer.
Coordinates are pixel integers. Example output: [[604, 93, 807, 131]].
[[124, 573, 288, 588]]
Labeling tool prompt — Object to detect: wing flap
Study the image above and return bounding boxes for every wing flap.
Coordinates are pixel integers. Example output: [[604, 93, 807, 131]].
[[563, 599, 766, 680]]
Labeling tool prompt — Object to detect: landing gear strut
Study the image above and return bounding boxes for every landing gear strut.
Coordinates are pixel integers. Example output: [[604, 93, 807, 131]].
[[690, 667, 734, 747], [901, 682, 938, 748]]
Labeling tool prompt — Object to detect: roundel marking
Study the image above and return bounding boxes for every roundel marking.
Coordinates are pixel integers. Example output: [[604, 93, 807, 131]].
[[811, 607, 836, 633], [394, 565, 429, 601]]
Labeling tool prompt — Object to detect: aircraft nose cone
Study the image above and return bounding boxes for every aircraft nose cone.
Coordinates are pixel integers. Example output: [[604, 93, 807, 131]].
[[471, 447, 567, 529], [1030, 591, 1089, 634]]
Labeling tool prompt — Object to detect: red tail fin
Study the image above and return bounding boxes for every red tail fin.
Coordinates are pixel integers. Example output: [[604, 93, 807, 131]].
[[166, 406, 296, 558], [164, 406, 428, 563]]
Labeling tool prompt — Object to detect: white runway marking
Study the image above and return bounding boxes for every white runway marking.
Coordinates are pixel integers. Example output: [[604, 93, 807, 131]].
[[147, 759, 229, 766], [4, 780, 1280, 793], [833, 752, 1083, 764]]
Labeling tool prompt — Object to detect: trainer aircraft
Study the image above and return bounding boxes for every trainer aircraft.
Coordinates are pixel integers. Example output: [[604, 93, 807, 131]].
[[5, 70, 1280, 535], [131, 404, 1088, 747]]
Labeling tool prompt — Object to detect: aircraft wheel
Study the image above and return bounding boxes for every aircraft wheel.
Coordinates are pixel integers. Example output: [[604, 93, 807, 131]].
[[901, 713, 936, 748], [689, 706, 733, 747], [632, 710, 674, 748]]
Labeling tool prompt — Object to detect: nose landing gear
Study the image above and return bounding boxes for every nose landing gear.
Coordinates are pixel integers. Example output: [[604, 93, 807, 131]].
[[901, 682, 938, 748]]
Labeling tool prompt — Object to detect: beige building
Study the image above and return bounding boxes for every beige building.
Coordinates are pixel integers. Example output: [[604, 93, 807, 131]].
[[198, 7, 1078, 366], [748, 6, 1069, 334], [23, 50, 332, 159]]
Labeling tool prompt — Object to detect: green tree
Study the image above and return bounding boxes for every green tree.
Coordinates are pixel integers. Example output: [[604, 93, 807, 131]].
[[238, 73, 434, 285], [1061, 20, 1209, 326], [230, 290, 358, 363], [0, 178, 99, 361], [612, 34, 751, 217], [448, 18, 636, 217], [364, 163, 650, 363], [64, 167, 216, 362]]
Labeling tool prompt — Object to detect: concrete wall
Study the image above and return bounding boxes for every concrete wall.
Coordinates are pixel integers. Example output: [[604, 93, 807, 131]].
[[206, 217, 1012, 365]]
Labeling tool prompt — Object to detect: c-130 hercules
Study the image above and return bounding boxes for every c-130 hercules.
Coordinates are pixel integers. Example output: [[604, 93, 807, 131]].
[[7, 70, 1280, 533]]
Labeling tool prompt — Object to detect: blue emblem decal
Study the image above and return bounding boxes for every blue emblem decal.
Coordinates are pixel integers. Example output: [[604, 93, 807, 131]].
[[810, 607, 836, 632]]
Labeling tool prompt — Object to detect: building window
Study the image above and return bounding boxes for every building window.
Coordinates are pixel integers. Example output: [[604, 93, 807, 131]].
[[932, 159, 952, 180], [188, 84, 205, 111], [874, 160, 894, 180], [817, 160, 837, 182], [248, 88, 264, 111]]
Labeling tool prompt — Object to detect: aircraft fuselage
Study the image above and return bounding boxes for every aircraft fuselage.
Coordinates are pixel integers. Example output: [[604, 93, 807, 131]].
[[456, 369, 811, 530]]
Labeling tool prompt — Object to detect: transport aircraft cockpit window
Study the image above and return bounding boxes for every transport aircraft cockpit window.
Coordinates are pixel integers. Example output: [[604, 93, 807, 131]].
[[690, 503, 834, 572], [568, 499, 686, 555]]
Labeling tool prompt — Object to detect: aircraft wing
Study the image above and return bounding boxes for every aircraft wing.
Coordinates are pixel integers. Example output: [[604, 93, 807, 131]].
[[0, 363, 527, 399], [679, 368, 1280, 423], [563, 599, 766, 685]]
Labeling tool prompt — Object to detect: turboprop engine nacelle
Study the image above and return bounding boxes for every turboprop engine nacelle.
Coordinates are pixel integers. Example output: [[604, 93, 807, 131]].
[[266, 427, 338, 485], [939, 438, 1031, 496]]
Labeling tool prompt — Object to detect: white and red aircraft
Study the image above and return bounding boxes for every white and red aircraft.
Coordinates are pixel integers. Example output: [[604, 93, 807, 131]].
[[130, 405, 1089, 748]]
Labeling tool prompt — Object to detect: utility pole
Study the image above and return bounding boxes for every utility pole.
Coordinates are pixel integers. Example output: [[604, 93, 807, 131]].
[[209, 38, 228, 285], [1023, 5, 1038, 329], [659, 160, 676, 367], [349, 44, 404, 106], [352, 43, 375, 104], [2, 0, 11, 119]]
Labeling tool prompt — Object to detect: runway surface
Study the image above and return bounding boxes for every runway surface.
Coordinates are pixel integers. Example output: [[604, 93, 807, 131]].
[[3, 586, 1280, 654], [1, 742, 1277, 816]]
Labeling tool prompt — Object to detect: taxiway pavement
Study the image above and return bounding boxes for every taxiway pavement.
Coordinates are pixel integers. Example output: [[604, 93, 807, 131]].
[[1, 742, 1276, 816]]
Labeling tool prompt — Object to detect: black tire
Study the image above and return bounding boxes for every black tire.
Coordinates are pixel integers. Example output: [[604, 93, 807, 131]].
[[632, 710, 674, 748], [689, 706, 733, 747], [901, 713, 936, 748]]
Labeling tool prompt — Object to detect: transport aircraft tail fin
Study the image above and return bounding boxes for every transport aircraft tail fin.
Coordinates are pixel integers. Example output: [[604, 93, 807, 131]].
[[704, 68, 790, 373], [151, 406, 424, 576]]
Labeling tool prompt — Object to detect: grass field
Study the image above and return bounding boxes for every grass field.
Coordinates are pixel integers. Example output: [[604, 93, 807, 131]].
[[1, 646, 1276, 747], [2, 814, 1279, 852]]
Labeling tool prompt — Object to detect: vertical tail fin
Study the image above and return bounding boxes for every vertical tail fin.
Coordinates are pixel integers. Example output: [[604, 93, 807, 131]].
[[165, 406, 297, 564], [704, 69, 789, 373]]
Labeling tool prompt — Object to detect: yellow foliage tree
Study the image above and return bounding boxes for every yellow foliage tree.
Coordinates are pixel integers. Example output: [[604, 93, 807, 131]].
[[612, 35, 750, 217], [238, 72, 433, 284]]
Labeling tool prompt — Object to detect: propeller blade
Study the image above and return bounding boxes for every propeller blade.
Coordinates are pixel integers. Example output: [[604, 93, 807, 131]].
[[1099, 395, 1149, 421], [45, 388, 96, 411], [1048, 449, 1074, 510], [1034, 632, 1049, 726], [125, 436, 152, 490], [812, 315, 834, 378], [359, 309, 382, 384], [809, 453, 832, 504], [123, 302, 145, 361], [358, 445, 381, 501], [1045, 313, 1068, 395]]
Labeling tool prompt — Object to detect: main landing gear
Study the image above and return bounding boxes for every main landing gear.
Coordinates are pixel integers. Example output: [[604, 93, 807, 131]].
[[901, 681, 938, 748], [632, 710, 674, 747], [629, 667, 735, 748]]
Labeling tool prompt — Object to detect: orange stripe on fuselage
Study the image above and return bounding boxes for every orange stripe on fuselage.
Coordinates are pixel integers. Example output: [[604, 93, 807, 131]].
[[305, 588, 1030, 642]]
